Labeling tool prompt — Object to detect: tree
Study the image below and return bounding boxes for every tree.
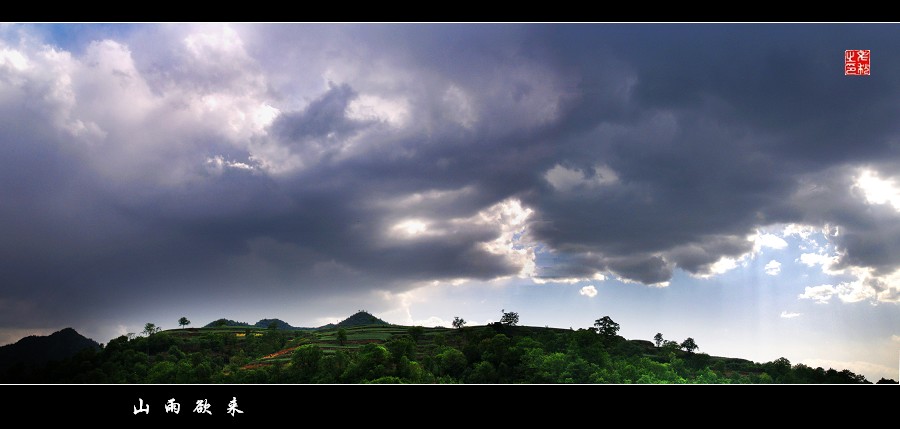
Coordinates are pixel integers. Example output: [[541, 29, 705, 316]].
[[680, 337, 698, 354], [336, 329, 348, 346], [452, 317, 467, 330], [291, 345, 323, 383], [594, 316, 620, 338], [662, 340, 681, 355], [763, 357, 791, 381], [143, 323, 160, 337], [500, 309, 519, 326], [653, 333, 664, 348], [433, 347, 468, 379], [385, 336, 416, 365], [408, 326, 425, 342], [178, 317, 190, 329]]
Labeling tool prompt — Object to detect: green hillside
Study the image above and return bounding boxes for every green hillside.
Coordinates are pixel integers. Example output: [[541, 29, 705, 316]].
[[0, 314, 892, 384]]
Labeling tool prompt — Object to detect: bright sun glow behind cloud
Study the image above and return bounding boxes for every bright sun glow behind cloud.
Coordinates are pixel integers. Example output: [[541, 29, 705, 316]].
[[392, 219, 429, 237], [855, 169, 900, 211]]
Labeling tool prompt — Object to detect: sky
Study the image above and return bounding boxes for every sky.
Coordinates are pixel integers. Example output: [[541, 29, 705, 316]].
[[0, 23, 898, 382]]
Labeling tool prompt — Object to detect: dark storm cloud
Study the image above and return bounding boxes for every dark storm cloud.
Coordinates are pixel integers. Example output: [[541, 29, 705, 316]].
[[517, 25, 900, 282], [615, 25, 900, 167], [2, 23, 900, 333], [272, 83, 369, 142]]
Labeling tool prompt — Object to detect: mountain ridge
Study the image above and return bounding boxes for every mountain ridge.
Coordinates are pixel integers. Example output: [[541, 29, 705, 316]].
[[202, 311, 389, 330], [0, 328, 100, 374]]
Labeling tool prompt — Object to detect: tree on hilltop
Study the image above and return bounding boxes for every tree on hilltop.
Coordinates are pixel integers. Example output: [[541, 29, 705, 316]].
[[680, 337, 698, 354], [594, 316, 620, 341], [500, 310, 519, 326], [452, 317, 466, 330], [143, 323, 160, 337]]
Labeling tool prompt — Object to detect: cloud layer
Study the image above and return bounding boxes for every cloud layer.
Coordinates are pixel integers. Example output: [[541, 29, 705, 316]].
[[1, 24, 899, 334]]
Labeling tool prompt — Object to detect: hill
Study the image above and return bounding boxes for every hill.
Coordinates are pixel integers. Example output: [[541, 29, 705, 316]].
[[0, 328, 100, 374], [326, 311, 391, 329], [204, 318, 316, 330], [254, 318, 293, 329], [253, 318, 319, 330], [203, 318, 250, 328]]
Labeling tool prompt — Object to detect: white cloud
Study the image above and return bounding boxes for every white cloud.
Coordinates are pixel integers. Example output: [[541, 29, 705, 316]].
[[686, 229, 789, 280], [779, 222, 899, 305], [579, 285, 598, 298], [798, 284, 836, 304], [0, 46, 29, 71], [183, 25, 247, 62], [765, 260, 782, 276], [833, 277, 877, 303], [615, 275, 670, 288], [783, 223, 818, 240], [708, 256, 739, 275], [780, 310, 802, 319], [0, 40, 108, 145], [753, 232, 788, 250], [0, 28, 287, 187], [798, 252, 835, 267], [477, 198, 536, 279], [797, 275, 886, 304], [854, 168, 900, 211], [781, 223, 830, 254], [691, 254, 742, 279], [544, 164, 619, 192]]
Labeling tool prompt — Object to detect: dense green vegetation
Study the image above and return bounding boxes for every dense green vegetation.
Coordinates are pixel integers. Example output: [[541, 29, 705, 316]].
[[1, 312, 890, 384]]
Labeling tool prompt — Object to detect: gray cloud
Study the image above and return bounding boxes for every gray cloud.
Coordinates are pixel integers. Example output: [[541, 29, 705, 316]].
[[272, 83, 369, 141]]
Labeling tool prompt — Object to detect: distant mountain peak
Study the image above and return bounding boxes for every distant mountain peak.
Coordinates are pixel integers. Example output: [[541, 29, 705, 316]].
[[203, 318, 250, 328], [0, 328, 100, 373], [199, 312, 389, 331], [52, 327, 83, 338], [254, 318, 295, 330], [334, 311, 390, 328]]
